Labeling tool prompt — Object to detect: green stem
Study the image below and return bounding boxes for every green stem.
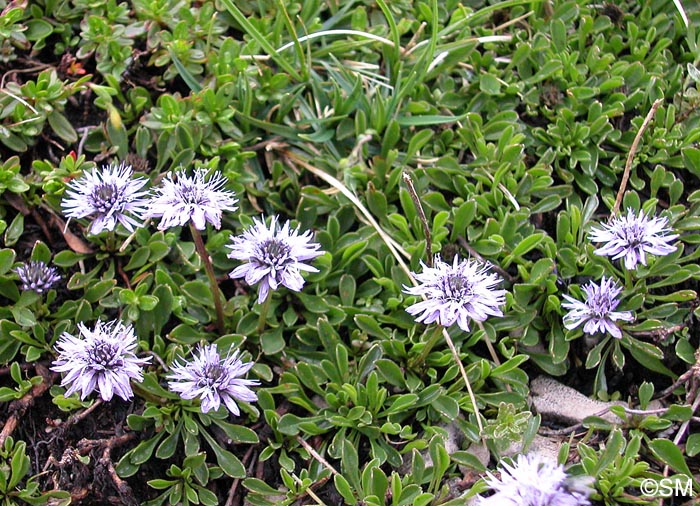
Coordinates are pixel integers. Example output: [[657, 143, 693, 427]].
[[190, 225, 225, 335], [409, 325, 444, 369], [105, 231, 117, 253], [624, 268, 633, 291], [256, 291, 272, 335]]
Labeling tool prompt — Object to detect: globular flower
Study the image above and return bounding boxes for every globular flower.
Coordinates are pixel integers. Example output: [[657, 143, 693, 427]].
[[61, 162, 149, 235], [403, 256, 506, 332], [167, 344, 259, 415], [146, 168, 238, 230], [478, 453, 593, 506], [51, 320, 151, 402], [561, 276, 633, 339], [227, 216, 324, 303], [14, 260, 61, 293], [590, 209, 678, 269]]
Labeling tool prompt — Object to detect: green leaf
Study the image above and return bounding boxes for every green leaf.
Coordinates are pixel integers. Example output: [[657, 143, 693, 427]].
[[396, 112, 469, 127], [30, 241, 52, 264], [25, 19, 53, 40], [479, 74, 501, 95], [511, 232, 545, 257], [490, 355, 528, 377], [84, 279, 116, 302], [339, 273, 356, 306], [213, 419, 259, 444], [243, 478, 281, 495], [169, 50, 203, 92], [638, 382, 654, 409], [381, 394, 419, 416], [128, 432, 165, 465], [334, 474, 356, 504], [181, 280, 214, 307], [53, 250, 84, 267], [261, 326, 285, 355], [662, 405, 693, 421], [682, 147, 700, 177], [433, 394, 459, 419], [4, 214, 23, 246], [155, 429, 180, 459], [124, 247, 150, 271], [0, 249, 16, 275], [375, 359, 406, 388], [151, 284, 173, 335], [47, 111, 78, 143], [198, 426, 246, 477], [686, 434, 700, 457], [138, 295, 159, 311], [354, 314, 389, 339], [648, 439, 693, 477]]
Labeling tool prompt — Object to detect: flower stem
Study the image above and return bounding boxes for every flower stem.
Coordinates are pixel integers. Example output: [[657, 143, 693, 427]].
[[190, 225, 225, 335], [624, 268, 633, 291], [256, 291, 272, 335], [402, 171, 432, 267], [409, 325, 444, 369]]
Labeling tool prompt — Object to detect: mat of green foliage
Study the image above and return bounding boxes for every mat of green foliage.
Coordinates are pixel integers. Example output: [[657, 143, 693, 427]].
[[0, 0, 699, 504]]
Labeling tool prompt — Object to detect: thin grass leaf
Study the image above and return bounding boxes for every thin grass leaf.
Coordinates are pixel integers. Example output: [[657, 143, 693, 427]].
[[673, 0, 689, 28], [218, 0, 301, 81], [274, 0, 307, 80], [168, 51, 202, 93]]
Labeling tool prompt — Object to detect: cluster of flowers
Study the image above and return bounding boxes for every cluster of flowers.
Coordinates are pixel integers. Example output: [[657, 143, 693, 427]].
[[405, 208, 678, 340], [12, 161, 678, 501], [17, 163, 324, 413]]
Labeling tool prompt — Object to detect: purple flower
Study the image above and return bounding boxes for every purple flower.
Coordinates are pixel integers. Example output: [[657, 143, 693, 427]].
[[478, 453, 593, 506], [403, 256, 506, 331], [14, 260, 60, 293], [590, 209, 678, 269], [227, 216, 324, 303], [167, 344, 259, 415], [61, 162, 149, 235], [146, 168, 238, 230], [561, 276, 633, 339], [51, 320, 151, 402]]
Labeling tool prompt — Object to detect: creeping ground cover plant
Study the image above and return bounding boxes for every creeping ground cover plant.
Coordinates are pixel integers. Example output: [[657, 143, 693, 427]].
[[1, 0, 700, 504]]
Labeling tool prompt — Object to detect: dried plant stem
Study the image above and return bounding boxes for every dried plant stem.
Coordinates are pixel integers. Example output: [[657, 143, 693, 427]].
[[292, 474, 327, 505], [286, 152, 413, 279], [296, 436, 340, 476], [476, 321, 501, 367], [61, 399, 103, 429], [402, 171, 432, 266], [190, 225, 225, 335], [441, 326, 483, 433], [0, 365, 53, 447], [613, 98, 663, 215], [657, 350, 699, 399]]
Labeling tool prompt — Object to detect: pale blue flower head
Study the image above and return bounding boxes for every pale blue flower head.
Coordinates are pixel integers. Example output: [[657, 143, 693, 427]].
[[167, 344, 259, 415], [561, 276, 633, 339], [590, 209, 678, 269], [403, 255, 506, 332], [61, 162, 149, 235], [479, 453, 592, 506], [227, 215, 324, 303], [51, 320, 151, 401], [146, 168, 237, 230], [14, 260, 60, 293]]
